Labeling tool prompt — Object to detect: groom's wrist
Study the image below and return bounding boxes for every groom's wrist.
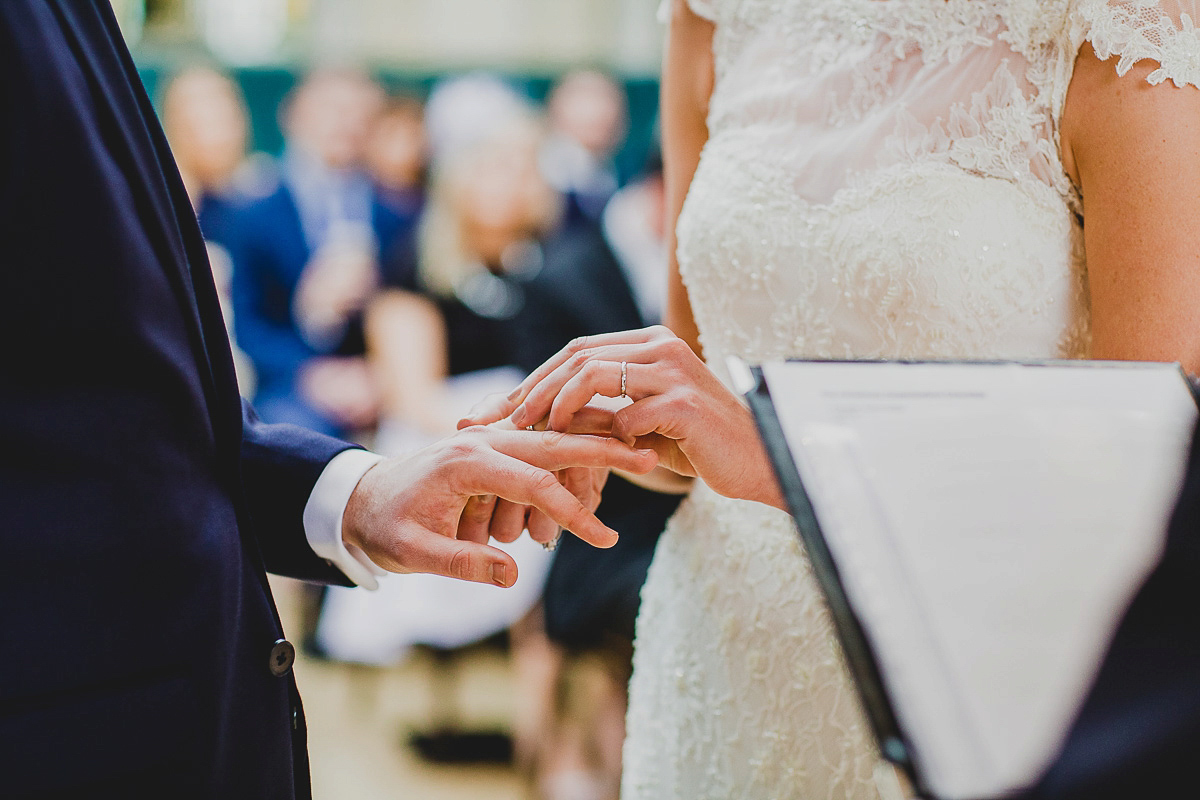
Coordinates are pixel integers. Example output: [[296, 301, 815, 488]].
[[304, 449, 388, 589]]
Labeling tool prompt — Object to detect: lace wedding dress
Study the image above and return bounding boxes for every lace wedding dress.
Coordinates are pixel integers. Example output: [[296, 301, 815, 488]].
[[622, 2, 1200, 798]]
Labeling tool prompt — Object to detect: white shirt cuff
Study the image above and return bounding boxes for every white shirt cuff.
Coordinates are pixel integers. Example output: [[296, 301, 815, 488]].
[[303, 448, 389, 590]]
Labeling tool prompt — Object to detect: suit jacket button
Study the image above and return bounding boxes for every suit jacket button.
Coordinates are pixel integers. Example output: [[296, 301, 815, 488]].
[[269, 638, 296, 677]]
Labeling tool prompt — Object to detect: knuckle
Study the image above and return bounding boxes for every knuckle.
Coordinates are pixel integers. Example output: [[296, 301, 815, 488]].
[[457, 424, 490, 439], [540, 429, 568, 450], [566, 336, 590, 354], [531, 469, 562, 494], [445, 438, 481, 463], [448, 547, 475, 580], [663, 336, 692, 359], [567, 350, 591, 372], [565, 502, 590, 530], [650, 324, 672, 341], [673, 389, 703, 417]]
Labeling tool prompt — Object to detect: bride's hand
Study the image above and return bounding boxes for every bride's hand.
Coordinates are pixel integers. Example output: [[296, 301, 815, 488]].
[[463, 327, 784, 508]]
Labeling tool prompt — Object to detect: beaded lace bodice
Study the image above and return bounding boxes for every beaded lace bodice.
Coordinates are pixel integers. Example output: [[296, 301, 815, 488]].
[[621, 2, 1200, 799], [681, 0, 1200, 371]]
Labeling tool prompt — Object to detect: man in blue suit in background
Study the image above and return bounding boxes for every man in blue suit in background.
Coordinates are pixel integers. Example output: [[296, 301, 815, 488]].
[[0, 3, 653, 797], [229, 70, 415, 438]]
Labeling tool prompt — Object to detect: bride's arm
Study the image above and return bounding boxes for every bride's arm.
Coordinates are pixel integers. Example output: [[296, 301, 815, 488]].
[[1061, 42, 1200, 372], [662, 0, 714, 357], [612, 0, 716, 495]]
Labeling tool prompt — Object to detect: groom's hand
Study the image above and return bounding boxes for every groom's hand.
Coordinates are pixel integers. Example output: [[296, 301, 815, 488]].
[[341, 426, 658, 587]]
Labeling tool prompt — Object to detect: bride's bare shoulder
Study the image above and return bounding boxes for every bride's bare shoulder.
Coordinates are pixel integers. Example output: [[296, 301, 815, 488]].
[[666, 0, 717, 24]]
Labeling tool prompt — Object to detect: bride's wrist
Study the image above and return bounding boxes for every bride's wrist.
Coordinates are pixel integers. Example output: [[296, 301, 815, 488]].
[[743, 435, 786, 510]]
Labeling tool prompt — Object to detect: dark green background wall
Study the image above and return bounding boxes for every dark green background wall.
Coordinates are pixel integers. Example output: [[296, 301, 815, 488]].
[[136, 66, 661, 183]]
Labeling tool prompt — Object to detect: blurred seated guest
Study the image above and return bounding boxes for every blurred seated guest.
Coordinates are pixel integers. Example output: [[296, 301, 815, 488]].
[[515, 151, 681, 800], [161, 66, 252, 249], [161, 65, 259, 393], [423, 72, 534, 164], [228, 69, 409, 438], [365, 93, 428, 228], [539, 70, 628, 224], [597, 148, 666, 326], [368, 101, 561, 447]]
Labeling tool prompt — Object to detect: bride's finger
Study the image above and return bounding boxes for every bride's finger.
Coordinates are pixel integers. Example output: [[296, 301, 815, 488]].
[[507, 327, 669, 410], [613, 396, 700, 477], [512, 343, 661, 428], [459, 392, 517, 429], [547, 361, 662, 432], [612, 394, 684, 442]]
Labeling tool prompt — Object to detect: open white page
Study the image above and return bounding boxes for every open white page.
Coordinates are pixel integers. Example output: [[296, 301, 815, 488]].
[[759, 361, 1197, 799]]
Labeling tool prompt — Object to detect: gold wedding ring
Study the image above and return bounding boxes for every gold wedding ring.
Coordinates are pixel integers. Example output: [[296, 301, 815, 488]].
[[620, 361, 628, 399]]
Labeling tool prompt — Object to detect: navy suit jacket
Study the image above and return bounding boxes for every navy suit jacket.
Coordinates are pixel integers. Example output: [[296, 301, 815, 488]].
[[228, 179, 412, 405], [0, 3, 356, 796]]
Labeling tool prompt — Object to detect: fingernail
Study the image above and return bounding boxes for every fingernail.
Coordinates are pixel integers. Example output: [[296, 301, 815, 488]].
[[507, 385, 523, 401], [491, 563, 509, 587], [510, 405, 527, 427]]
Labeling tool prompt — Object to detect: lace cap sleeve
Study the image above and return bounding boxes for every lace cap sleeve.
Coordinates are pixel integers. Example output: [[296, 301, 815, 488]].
[[1075, 0, 1200, 87], [657, 0, 718, 23]]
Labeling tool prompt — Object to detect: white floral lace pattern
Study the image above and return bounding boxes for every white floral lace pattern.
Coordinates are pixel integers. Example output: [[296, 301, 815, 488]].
[[623, 2, 1200, 799], [1078, 0, 1200, 86]]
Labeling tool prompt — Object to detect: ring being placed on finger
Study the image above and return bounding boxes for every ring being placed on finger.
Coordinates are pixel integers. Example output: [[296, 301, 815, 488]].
[[620, 361, 628, 399]]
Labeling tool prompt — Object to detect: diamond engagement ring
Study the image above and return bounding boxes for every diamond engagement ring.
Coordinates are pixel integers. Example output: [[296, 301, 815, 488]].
[[542, 532, 561, 551], [620, 361, 628, 399]]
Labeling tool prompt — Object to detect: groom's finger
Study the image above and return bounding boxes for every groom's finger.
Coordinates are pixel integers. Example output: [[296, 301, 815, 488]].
[[459, 393, 518, 429], [525, 470, 567, 544], [464, 450, 620, 547], [562, 466, 599, 513], [527, 504, 561, 545], [480, 428, 658, 475], [374, 525, 518, 587], [458, 493, 497, 544], [559, 404, 618, 437], [489, 497, 529, 544]]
